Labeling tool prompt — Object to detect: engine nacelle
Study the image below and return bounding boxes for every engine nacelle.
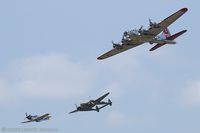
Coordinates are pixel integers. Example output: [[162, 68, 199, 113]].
[[151, 23, 160, 28], [89, 100, 95, 105], [112, 41, 123, 49], [113, 44, 122, 49], [149, 41, 153, 44], [149, 19, 160, 28]]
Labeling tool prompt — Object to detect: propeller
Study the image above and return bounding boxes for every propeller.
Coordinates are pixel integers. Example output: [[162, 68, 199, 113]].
[[112, 40, 115, 44], [75, 104, 78, 109], [149, 18, 153, 25], [89, 96, 91, 101], [139, 25, 143, 31], [25, 113, 30, 120], [139, 25, 143, 33]]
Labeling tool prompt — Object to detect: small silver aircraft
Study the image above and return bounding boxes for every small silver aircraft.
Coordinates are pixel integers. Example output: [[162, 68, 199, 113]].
[[69, 92, 112, 114], [97, 8, 188, 60], [21, 113, 51, 123]]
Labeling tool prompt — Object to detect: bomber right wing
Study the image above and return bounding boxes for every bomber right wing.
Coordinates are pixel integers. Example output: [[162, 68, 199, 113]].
[[147, 8, 188, 37], [94, 92, 110, 104]]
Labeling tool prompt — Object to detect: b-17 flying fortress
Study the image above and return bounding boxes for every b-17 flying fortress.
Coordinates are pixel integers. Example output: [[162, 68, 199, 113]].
[[97, 8, 187, 60]]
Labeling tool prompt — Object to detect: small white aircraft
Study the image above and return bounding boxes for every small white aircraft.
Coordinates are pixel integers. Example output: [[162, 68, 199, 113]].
[[21, 113, 51, 123], [97, 8, 188, 60]]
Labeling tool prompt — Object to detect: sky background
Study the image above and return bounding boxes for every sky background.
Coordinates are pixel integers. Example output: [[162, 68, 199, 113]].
[[0, 0, 199, 133]]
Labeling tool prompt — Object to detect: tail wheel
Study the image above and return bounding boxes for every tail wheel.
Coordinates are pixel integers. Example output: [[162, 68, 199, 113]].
[[96, 106, 99, 112]]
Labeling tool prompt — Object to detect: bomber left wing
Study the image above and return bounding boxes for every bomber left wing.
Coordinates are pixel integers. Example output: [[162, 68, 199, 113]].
[[97, 43, 141, 60], [69, 110, 78, 114], [69, 108, 97, 114]]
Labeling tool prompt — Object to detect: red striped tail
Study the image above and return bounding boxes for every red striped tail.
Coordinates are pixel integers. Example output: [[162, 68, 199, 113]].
[[162, 28, 171, 38]]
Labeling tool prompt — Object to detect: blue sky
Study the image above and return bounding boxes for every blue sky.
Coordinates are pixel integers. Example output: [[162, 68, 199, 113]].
[[0, 0, 200, 133]]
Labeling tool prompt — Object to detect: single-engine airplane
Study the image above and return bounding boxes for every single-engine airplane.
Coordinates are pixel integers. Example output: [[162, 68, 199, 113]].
[[97, 8, 188, 60], [21, 113, 51, 123], [69, 92, 112, 114]]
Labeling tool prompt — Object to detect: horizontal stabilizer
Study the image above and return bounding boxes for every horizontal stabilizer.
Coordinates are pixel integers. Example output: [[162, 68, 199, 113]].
[[149, 30, 187, 51], [149, 43, 166, 51], [166, 30, 187, 40]]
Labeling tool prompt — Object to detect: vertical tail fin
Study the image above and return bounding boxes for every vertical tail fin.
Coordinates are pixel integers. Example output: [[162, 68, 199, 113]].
[[161, 28, 171, 39]]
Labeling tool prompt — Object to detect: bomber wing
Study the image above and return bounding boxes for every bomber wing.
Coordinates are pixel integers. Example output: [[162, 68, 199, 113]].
[[69, 110, 79, 114], [94, 92, 110, 104], [147, 8, 188, 37], [97, 43, 141, 60]]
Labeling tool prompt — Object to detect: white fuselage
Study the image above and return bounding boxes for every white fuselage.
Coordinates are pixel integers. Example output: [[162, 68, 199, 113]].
[[150, 38, 176, 44]]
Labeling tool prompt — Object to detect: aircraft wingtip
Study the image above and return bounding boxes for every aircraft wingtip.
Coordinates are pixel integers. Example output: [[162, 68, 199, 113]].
[[181, 8, 188, 13], [97, 57, 103, 60], [149, 48, 154, 51], [179, 30, 187, 35]]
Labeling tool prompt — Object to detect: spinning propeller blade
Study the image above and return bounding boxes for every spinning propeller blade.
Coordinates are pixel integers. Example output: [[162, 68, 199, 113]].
[[75, 104, 78, 109]]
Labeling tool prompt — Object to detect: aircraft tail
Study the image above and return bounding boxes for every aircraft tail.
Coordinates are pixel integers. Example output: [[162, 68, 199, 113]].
[[161, 28, 171, 39], [149, 29, 187, 51]]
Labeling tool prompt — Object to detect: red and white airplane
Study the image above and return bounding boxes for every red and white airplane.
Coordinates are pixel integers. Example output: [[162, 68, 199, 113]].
[[97, 8, 188, 60]]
